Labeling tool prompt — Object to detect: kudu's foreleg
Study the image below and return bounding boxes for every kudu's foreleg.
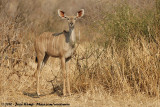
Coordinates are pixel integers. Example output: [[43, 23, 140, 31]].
[[61, 57, 66, 96], [66, 57, 71, 96]]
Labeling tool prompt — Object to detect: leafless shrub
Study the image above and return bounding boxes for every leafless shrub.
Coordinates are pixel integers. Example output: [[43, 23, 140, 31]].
[[0, 1, 159, 105]]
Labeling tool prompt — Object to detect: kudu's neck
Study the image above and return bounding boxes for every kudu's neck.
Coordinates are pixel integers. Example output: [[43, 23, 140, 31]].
[[69, 27, 76, 45]]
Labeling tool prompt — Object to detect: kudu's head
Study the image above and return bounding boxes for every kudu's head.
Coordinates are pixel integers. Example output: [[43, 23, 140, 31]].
[[58, 9, 84, 29]]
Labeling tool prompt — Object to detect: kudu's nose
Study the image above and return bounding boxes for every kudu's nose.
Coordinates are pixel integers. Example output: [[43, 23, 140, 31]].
[[70, 22, 73, 26]]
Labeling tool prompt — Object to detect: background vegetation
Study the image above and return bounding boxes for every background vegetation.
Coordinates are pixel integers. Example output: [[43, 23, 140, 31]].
[[0, 0, 160, 106]]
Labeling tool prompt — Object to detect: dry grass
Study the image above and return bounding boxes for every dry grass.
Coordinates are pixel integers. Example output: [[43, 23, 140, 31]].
[[0, 0, 160, 106]]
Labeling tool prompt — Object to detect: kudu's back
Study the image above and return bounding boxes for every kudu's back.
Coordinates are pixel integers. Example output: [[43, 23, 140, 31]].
[[35, 32, 67, 58]]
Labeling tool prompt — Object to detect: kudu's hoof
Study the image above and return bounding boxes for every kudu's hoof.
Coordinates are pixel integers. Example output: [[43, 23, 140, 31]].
[[36, 92, 40, 97]]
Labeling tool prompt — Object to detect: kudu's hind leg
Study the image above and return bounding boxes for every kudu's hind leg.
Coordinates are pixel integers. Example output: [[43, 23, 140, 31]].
[[41, 54, 49, 68], [36, 53, 45, 96]]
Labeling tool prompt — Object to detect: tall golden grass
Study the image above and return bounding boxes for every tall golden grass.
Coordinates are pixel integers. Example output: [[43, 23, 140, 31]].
[[0, 0, 160, 106]]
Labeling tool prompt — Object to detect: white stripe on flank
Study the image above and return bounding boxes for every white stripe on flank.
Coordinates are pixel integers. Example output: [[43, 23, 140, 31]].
[[79, 30, 80, 41]]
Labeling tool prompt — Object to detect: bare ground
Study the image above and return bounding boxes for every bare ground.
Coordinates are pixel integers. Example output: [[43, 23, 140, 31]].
[[1, 89, 160, 107]]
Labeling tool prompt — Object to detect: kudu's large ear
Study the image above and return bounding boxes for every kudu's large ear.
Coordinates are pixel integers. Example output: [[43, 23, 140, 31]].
[[58, 9, 66, 19], [77, 9, 84, 18]]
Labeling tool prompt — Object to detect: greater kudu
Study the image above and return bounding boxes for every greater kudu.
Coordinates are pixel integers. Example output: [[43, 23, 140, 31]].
[[34, 9, 84, 96]]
